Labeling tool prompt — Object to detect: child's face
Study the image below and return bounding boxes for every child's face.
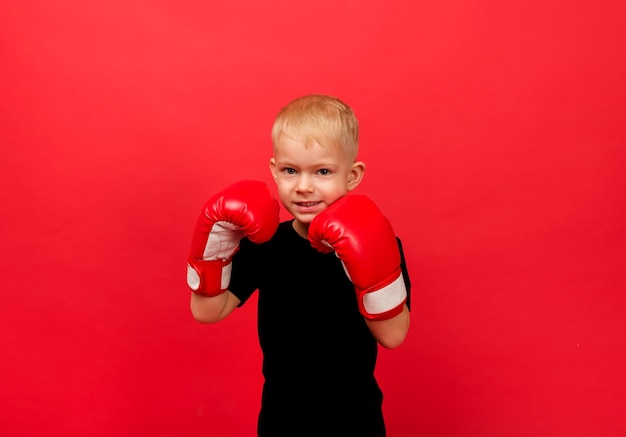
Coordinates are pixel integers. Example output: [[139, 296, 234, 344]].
[[269, 134, 364, 236]]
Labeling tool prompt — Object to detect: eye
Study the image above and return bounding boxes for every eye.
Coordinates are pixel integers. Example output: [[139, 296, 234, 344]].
[[283, 167, 297, 175], [318, 168, 331, 176]]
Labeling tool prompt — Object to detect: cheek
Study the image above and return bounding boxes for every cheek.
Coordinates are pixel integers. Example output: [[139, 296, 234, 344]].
[[318, 180, 349, 198], [276, 181, 292, 197]]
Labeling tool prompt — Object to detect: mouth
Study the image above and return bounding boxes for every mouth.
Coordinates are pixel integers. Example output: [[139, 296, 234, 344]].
[[295, 201, 322, 208], [293, 201, 323, 214]]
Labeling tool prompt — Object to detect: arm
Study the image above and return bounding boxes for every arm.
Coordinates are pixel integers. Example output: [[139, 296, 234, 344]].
[[366, 304, 410, 349], [186, 180, 279, 323], [308, 195, 410, 347], [190, 290, 241, 324], [368, 237, 411, 348]]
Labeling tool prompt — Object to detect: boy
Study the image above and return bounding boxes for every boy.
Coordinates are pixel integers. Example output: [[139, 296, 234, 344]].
[[186, 94, 411, 436]]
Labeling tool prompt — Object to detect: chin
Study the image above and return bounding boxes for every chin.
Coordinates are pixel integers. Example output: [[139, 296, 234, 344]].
[[294, 215, 314, 224]]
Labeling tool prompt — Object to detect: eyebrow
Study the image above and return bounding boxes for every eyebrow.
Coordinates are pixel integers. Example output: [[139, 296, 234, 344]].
[[277, 160, 339, 169]]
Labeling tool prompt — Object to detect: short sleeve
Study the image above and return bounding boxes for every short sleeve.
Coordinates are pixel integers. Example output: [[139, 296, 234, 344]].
[[228, 237, 261, 306], [397, 237, 411, 311]]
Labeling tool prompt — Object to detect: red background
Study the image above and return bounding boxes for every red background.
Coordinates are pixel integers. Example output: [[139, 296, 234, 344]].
[[1, 1, 625, 436]]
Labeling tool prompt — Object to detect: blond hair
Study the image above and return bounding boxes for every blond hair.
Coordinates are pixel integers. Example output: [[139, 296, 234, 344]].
[[271, 94, 359, 162]]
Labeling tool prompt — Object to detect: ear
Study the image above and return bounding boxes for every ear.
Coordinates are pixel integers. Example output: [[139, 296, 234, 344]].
[[347, 160, 366, 191], [269, 157, 278, 182]]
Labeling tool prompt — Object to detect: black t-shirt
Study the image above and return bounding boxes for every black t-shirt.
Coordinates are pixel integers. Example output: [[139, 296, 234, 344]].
[[229, 220, 411, 437]]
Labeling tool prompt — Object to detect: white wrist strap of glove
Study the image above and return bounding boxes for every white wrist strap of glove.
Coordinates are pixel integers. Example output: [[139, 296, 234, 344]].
[[363, 273, 407, 315]]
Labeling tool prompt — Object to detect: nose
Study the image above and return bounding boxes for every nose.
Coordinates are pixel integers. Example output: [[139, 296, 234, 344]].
[[295, 175, 314, 193]]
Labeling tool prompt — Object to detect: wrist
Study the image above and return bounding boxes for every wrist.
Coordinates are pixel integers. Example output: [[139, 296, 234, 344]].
[[186, 256, 232, 297], [358, 273, 407, 321]]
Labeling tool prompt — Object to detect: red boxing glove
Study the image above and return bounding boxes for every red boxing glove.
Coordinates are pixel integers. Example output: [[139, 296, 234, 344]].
[[308, 195, 407, 321], [187, 180, 280, 297]]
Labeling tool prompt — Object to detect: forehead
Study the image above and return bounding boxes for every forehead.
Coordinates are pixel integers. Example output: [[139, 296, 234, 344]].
[[274, 134, 348, 165]]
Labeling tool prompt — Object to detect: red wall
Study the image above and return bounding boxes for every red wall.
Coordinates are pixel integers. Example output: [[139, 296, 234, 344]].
[[1, 1, 625, 436]]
